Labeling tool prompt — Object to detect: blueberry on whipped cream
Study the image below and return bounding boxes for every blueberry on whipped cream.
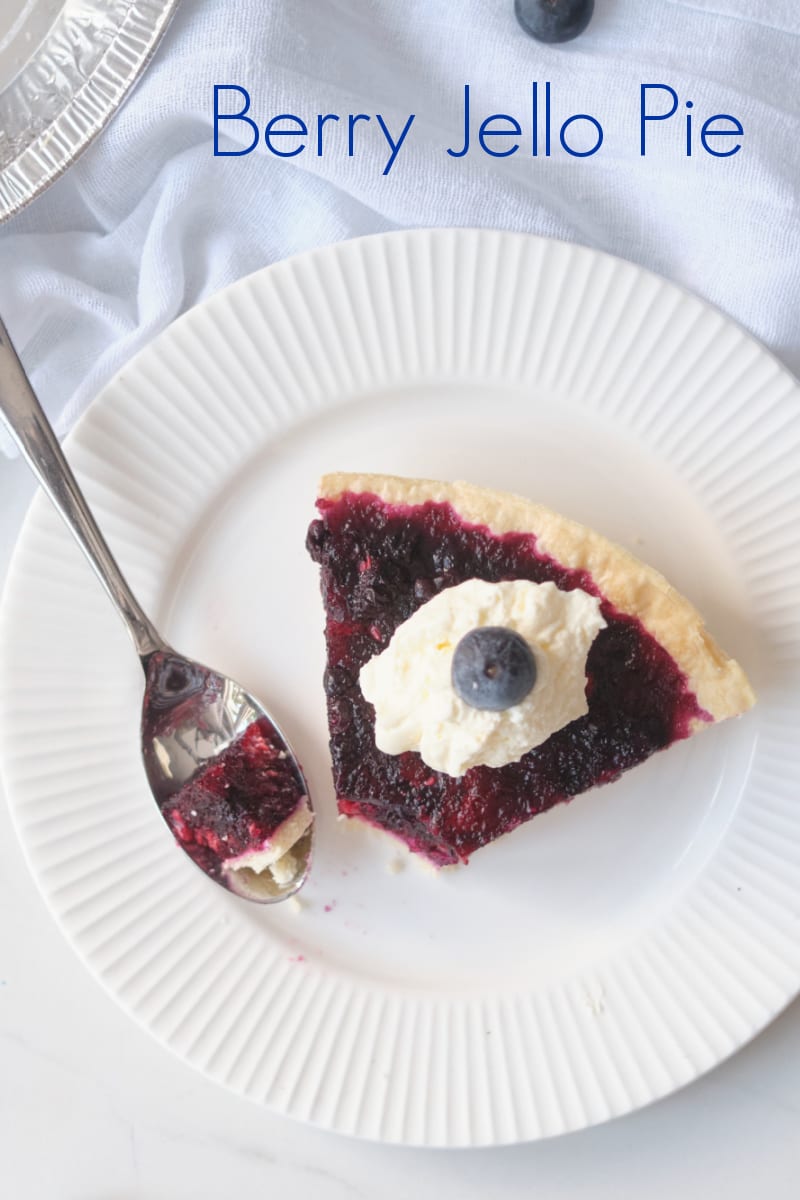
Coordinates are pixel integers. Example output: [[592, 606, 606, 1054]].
[[452, 626, 538, 711], [359, 578, 606, 777]]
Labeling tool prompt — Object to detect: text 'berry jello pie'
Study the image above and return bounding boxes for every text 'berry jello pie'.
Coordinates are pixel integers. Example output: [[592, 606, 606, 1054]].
[[306, 473, 755, 867]]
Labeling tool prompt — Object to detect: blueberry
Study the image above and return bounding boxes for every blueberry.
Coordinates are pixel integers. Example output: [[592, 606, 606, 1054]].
[[452, 627, 537, 711], [514, 0, 594, 44]]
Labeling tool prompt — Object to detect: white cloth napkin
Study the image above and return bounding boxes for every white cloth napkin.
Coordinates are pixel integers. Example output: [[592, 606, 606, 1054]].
[[1, 0, 799, 457]]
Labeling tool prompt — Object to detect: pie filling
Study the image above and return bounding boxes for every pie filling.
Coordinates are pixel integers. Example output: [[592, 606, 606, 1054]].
[[164, 716, 311, 889], [307, 489, 710, 866]]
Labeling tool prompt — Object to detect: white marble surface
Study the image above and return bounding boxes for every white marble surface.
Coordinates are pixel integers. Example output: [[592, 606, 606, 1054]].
[[1, 451, 799, 1195]]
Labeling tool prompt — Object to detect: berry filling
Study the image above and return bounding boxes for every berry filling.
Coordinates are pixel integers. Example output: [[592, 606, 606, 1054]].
[[162, 717, 308, 882], [307, 490, 708, 866]]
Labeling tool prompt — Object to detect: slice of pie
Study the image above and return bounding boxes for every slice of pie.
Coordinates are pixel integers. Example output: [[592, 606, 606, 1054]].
[[306, 473, 755, 867]]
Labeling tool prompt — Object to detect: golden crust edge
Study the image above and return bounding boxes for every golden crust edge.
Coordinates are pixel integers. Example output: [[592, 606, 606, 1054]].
[[317, 472, 756, 724]]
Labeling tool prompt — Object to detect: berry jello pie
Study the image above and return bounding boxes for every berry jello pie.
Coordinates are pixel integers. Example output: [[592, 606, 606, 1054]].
[[306, 473, 754, 867]]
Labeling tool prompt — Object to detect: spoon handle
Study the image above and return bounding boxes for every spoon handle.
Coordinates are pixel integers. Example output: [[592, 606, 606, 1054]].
[[0, 316, 165, 660]]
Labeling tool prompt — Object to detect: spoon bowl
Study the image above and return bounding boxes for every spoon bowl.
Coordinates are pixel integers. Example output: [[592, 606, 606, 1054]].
[[0, 315, 313, 903], [141, 649, 313, 903]]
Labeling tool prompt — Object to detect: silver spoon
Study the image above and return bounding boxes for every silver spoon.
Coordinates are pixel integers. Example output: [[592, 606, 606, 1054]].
[[0, 316, 313, 903]]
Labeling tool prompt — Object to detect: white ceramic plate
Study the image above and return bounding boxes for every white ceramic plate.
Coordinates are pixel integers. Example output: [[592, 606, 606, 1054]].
[[1, 229, 799, 1148], [0, 0, 180, 221]]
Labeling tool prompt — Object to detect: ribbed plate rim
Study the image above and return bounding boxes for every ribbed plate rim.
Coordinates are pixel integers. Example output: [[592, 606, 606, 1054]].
[[1, 229, 799, 1146]]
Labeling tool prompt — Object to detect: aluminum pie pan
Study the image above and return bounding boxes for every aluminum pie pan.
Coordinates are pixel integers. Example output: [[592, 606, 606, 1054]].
[[0, 0, 180, 223]]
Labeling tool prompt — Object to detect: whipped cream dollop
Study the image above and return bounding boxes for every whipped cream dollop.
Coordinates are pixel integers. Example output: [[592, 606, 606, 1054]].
[[359, 579, 606, 777]]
